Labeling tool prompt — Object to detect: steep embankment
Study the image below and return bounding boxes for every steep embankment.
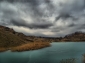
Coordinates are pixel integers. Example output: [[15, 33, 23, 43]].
[[0, 26, 28, 48]]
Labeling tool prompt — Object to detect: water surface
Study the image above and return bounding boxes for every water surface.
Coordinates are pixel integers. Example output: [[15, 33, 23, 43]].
[[0, 42, 85, 63]]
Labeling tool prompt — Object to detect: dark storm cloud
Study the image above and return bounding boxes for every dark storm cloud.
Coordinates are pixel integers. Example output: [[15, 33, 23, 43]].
[[0, 0, 54, 29], [0, 0, 85, 37], [0, 0, 37, 3], [55, 14, 73, 21], [11, 19, 53, 29], [29, 23, 53, 29], [68, 23, 76, 27], [55, 0, 85, 21]]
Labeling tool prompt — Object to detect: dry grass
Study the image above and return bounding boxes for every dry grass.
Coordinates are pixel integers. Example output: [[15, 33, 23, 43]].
[[11, 42, 50, 52], [83, 54, 85, 63], [0, 48, 7, 52]]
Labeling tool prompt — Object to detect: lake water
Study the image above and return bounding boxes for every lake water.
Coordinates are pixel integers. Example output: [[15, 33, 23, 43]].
[[0, 42, 85, 63]]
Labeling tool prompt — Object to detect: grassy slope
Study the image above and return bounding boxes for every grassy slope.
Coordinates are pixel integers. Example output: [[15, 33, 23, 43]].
[[0, 26, 50, 52], [0, 28, 27, 48]]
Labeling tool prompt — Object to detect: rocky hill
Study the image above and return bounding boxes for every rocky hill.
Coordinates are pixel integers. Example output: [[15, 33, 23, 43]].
[[0, 25, 50, 52], [61, 32, 85, 42], [26, 31, 85, 42], [0, 25, 32, 48], [0, 25, 85, 52], [0, 25, 85, 45]]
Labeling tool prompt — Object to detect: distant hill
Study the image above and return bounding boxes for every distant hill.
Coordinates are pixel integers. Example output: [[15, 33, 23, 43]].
[[0, 25, 85, 46], [61, 32, 85, 42], [27, 31, 85, 42], [0, 25, 85, 52]]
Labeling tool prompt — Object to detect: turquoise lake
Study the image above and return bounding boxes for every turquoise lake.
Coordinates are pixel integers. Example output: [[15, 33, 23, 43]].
[[0, 42, 85, 63]]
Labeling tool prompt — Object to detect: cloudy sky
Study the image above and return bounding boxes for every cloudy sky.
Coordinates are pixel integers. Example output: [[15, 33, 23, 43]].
[[0, 0, 85, 37]]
